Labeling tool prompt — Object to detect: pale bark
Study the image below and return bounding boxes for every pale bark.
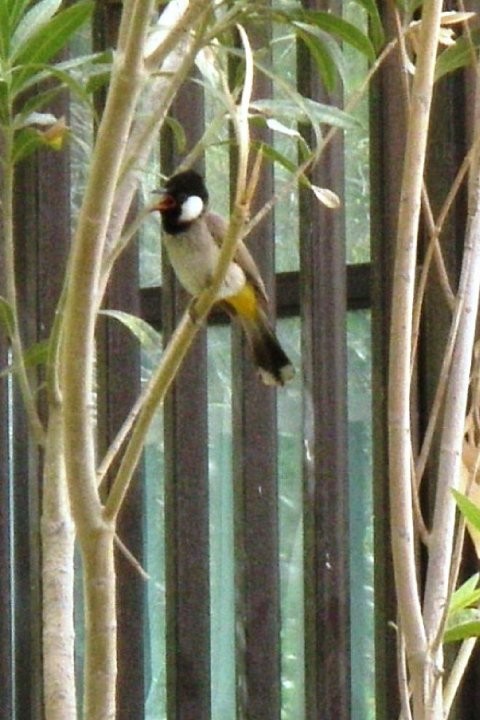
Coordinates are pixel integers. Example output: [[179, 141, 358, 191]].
[[388, 0, 444, 715], [42, 408, 76, 720]]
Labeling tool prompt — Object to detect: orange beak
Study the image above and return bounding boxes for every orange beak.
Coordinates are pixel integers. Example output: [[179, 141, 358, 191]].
[[151, 191, 176, 213]]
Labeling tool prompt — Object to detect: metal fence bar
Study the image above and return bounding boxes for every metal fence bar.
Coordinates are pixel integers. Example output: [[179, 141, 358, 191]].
[[298, 0, 350, 714], [162, 76, 212, 720], [231, 63, 282, 720]]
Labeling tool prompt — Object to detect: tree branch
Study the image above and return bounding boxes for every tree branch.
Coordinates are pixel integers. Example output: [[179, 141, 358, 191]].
[[387, 0, 444, 709], [61, 0, 155, 535]]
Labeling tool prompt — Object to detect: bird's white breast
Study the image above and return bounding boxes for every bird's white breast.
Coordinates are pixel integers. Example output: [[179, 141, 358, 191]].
[[163, 220, 246, 299]]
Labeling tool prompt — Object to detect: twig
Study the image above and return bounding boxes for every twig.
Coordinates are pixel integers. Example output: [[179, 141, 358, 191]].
[[397, 622, 414, 720], [114, 534, 150, 581], [443, 638, 477, 717], [423, 50, 480, 685], [61, 0, 156, 531]]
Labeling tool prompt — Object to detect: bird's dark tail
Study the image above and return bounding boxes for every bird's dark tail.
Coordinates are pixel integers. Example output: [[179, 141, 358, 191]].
[[238, 309, 295, 387], [221, 285, 294, 386]]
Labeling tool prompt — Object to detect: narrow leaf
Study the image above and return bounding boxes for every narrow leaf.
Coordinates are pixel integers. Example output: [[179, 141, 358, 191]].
[[295, 27, 339, 92], [14, 87, 63, 126], [7, 0, 34, 34], [16, 63, 98, 111], [164, 116, 187, 154], [11, 0, 93, 93], [256, 142, 313, 191], [0, 0, 32, 58], [0, 296, 15, 336], [0, 339, 50, 378], [449, 574, 480, 614], [11, 0, 63, 56], [304, 11, 375, 61], [294, 23, 347, 88], [257, 142, 298, 175], [251, 97, 359, 130], [100, 310, 161, 349], [444, 608, 480, 643], [265, 118, 301, 138], [274, 9, 375, 60], [435, 30, 480, 82], [350, 0, 384, 51], [13, 127, 43, 163], [453, 489, 480, 532]]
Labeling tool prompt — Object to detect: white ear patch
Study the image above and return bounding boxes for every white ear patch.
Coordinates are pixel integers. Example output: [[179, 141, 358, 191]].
[[179, 195, 204, 222]]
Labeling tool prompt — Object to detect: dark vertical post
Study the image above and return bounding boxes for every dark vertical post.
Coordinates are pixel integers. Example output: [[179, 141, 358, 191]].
[[162, 76, 211, 720], [0, 197, 13, 720], [299, 1, 349, 716], [12, 155, 43, 720], [370, 4, 406, 717], [104, 239, 144, 720], [231, 29, 282, 719]]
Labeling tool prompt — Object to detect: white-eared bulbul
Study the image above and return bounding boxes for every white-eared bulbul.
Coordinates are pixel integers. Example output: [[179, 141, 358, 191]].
[[154, 170, 294, 386]]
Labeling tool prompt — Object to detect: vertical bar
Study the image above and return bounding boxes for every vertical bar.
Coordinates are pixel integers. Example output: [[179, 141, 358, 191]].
[[298, 0, 349, 716], [231, 41, 282, 718], [162, 76, 211, 720], [370, 4, 406, 715], [104, 240, 145, 720], [11, 149, 45, 719], [0, 234, 13, 719]]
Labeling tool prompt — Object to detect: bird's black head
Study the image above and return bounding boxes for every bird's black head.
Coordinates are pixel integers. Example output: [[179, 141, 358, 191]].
[[154, 170, 209, 234]]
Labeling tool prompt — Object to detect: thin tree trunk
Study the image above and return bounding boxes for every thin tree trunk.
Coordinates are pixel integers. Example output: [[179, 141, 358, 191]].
[[42, 408, 76, 720], [81, 526, 117, 720]]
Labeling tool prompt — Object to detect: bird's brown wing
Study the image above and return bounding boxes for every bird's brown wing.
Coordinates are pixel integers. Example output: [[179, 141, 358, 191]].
[[205, 211, 269, 306]]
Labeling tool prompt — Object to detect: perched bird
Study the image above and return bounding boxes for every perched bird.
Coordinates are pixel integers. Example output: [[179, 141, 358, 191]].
[[153, 170, 294, 386]]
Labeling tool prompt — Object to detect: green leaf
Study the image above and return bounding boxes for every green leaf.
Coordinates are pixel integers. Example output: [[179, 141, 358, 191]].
[[350, 0, 385, 51], [449, 574, 480, 614], [452, 489, 480, 532], [274, 9, 375, 60], [11, 0, 62, 57], [7, 0, 34, 34], [295, 28, 339, 93], [100, 310, 161, 350], [11, 0, 93, 94], [14, 88, 63, 127], [13, 126, 43, 163], [255, 142, 314, 192], [257, 142, 298, 175], [0, 296, 15, 337], [305, 11, 375, 61], [0, 0, 32, 58], [0, 339, 50, 378], [24, 338, 50, 368], [295, 22, 347, 88], [435, 31, 480, 82], [0, 79, 9, 123], [251, 97, 359, 131], [444, 608, 480, 643], [164, 116, 187, 154]]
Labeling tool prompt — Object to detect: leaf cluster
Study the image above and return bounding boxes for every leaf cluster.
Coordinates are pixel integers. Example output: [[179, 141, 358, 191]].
[[0, 0, 99, 163], [446, 493, 480, 643]]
